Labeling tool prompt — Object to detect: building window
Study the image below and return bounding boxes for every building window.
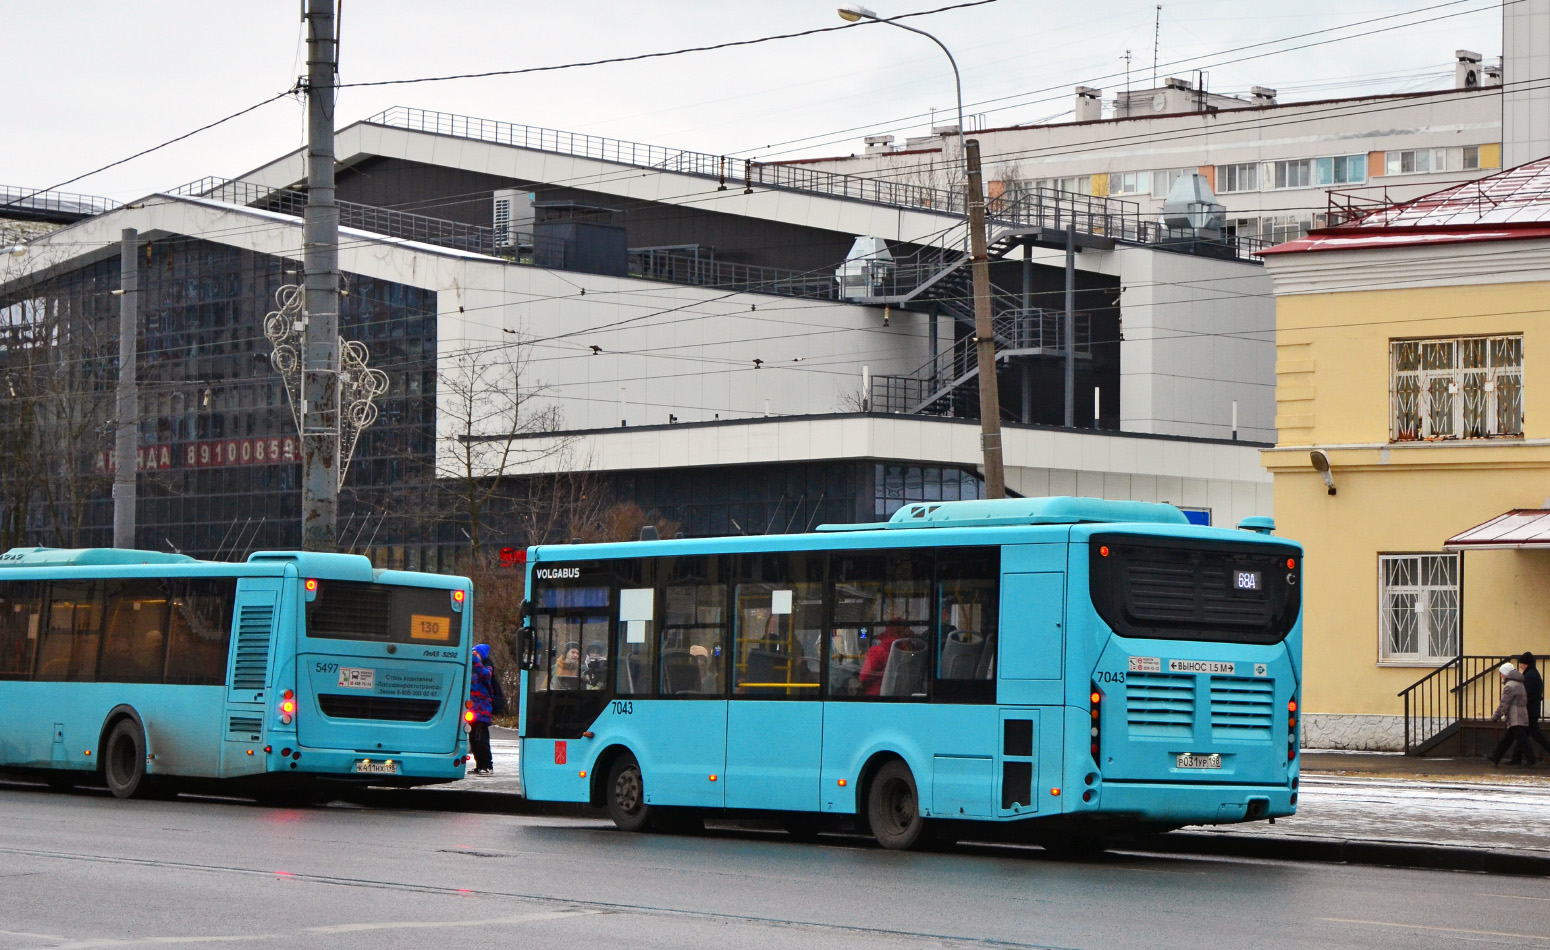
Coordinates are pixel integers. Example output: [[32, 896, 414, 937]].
[[1266, 216, 1313, 244], [1036, 176, 1092, 196], [1391, 335, 1523, 441], [1151, 168, 1192, 198], [1217, 163, 1259, 193], [1315, 154, 1367, 186], [1269, 160, 1313, 189], [1108, 170, 1150, 196], [1385, 147, 1481, 176], [1379, 554, 1459, 665]]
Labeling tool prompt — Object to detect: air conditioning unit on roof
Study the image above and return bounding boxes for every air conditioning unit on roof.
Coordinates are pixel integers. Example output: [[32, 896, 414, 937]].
[[492, 188, 535, 251]]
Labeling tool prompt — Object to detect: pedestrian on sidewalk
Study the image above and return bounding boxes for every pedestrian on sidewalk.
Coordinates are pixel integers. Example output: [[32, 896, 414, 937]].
[[1515, 652, 1550, 761], [468, 643, 496, 775], [1489, 661, 1538, 768]]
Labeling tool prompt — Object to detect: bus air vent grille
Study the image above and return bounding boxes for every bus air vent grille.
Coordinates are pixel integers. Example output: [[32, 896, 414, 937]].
[[1125, 672, 1194, 737], [317, 694, 441, 722], [232, 605, 275, 692], [227, 715, 262, 738], [1209, 676, 1275, 740]]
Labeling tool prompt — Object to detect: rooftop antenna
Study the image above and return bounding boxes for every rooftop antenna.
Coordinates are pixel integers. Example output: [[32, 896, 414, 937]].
[[1153, 5, 1161, 88], [1123, 49, 1132, 98]]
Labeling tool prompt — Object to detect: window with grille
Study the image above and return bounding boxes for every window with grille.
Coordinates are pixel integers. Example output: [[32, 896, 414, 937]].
[[1391, 335, 1523, 441], [1378, 554, 1459, 664]]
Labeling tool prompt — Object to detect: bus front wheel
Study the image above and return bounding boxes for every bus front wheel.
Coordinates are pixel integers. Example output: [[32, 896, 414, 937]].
[[103, 720, 158, 800], [606, 754, 652, 832], [866, 760, 928, 850]]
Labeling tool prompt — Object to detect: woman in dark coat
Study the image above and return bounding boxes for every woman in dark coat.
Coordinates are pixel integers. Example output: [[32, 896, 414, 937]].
[[1489, 662, 1537, 768], [468, 644, 496, 774]]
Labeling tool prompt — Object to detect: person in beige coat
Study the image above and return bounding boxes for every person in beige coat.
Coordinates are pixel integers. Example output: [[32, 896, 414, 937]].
[[1489, 663, 1538, 768]]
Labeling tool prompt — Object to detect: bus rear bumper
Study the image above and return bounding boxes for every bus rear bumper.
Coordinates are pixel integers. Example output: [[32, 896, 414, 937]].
[[277, 747, 467, 785], [1093, 781, 1297, 826]]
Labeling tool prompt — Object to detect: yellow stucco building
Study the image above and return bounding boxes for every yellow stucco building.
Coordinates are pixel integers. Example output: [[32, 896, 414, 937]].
[[1261, 159, 1550, 751]]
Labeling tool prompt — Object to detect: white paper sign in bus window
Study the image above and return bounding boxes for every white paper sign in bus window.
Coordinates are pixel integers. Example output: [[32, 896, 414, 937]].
[[771, 590, 793, 615], [619, 588, 654, 622]]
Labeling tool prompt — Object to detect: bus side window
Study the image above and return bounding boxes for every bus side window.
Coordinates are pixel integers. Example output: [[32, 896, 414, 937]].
[[164, 579, 235, 685], [662, 570, 728, 697], [936, 550, 999, 682], [36, 582, 104, 682], [100, 579, 171, 684], [0, 581, 41, 681], [828, 552, 931, 700]]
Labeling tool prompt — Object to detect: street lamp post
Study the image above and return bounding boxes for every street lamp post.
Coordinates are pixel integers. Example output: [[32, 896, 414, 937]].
[[837, 5, 1005, 499]]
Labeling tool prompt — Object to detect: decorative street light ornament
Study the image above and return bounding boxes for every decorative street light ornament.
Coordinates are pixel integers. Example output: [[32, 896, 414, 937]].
[[263, 283, 390, 488], [338, 338, 389, 486]]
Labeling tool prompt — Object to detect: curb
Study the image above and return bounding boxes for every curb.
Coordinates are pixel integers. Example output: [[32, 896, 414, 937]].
[[1137, 831, 1550, 877]]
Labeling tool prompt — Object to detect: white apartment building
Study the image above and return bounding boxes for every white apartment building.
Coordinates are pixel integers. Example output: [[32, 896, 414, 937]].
[[785, 0, 1550, 250]]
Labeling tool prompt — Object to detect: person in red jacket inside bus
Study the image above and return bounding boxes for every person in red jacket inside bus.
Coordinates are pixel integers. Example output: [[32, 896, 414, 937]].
[[858, 621, 913, 696]]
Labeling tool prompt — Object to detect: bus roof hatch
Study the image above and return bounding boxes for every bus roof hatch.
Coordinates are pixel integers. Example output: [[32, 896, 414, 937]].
[[0, 547, 196, 568]]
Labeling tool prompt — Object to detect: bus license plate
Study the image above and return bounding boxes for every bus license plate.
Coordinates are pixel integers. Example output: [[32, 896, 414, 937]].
[[1176, 753, 1221, 770], [354, 759, 398, 775]]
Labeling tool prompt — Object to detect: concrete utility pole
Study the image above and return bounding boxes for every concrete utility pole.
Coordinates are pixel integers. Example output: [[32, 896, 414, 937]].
[[964, 139, 1006, 499], [112, 228, 138, 549], [302, 0, 340, 551]]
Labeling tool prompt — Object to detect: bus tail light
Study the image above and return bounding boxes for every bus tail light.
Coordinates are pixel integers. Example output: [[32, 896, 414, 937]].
[[279, 689, 296, 725], [1288, 695, 1299, 761], [1089, 684, 1103, 761]]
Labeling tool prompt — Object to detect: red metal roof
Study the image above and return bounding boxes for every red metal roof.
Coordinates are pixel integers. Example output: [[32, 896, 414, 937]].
[[1445, 509, 1550, 549], [1263, 156, 1550, 255]]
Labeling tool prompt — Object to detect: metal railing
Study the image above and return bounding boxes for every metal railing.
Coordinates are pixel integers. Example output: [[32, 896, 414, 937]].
[[1399, 654, 1544, 755], [0, 184, 119, 219], [870, 307, 1091, 416], [629, 248, 839, 300]]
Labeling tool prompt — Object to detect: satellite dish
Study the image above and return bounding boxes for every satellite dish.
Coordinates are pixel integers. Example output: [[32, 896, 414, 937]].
[[1151, 92, 1167, 112]]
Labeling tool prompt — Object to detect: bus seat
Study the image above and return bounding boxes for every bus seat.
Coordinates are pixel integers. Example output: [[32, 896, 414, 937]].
[[973, 631, 998, 680], [880, 638, 927, 696], [745, 648, 780, 686], [938, 629, 984, 679], [661, 649, 700, 694]]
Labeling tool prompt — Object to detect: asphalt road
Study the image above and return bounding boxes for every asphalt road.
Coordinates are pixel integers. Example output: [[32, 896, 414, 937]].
[[1, 785, 1548, 950]]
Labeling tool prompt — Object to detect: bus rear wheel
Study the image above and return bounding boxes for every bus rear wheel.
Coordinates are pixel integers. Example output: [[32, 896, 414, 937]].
[[867, 760, 928, 850], [103, 720, 159, 800], [606, 753, 652, 832]]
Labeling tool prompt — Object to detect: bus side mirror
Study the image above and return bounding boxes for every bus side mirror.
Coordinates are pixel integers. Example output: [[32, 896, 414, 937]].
[[514, 601, 539, 671]]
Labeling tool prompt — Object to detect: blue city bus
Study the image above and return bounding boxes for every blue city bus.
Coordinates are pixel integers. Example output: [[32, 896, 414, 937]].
[[0, 547, 472, 801], [516, 497, 1302, 851]]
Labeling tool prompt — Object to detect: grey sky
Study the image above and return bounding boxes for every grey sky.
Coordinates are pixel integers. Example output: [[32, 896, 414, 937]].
[[5, 1, 1504, 202]]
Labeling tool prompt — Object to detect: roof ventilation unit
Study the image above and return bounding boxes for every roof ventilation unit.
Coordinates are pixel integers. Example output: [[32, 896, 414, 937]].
[[1160, 173, 1226, 237], [1456, 50, 1482, 90], [835, 237, 893, 300], [492, 188, 535, 252]]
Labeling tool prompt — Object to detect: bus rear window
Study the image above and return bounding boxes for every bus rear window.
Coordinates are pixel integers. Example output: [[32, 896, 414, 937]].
[[306, 582, 460, 646], [1088, 534, 1299, 645]]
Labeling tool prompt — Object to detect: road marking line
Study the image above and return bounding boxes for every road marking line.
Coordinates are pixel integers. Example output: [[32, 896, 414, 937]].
[[1478, 893, 1550, 902], [1320, 917, 1550, 941], [305, 909, 599, 933]]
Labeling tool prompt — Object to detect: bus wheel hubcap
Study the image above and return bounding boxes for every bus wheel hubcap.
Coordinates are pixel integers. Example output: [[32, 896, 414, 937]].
[[616, 769, 641, 814], [884, 780, 912, 830]]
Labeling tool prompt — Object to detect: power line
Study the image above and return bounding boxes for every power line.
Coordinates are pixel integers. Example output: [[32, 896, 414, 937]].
[[0, 91, 297, 212], [335, 0, 999, 90]]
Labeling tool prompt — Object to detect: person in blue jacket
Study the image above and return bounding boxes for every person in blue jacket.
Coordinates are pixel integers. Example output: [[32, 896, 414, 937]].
[[469, 644, 496, 774]]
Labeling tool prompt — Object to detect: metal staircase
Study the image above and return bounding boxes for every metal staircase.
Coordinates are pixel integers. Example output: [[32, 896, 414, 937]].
[[1398, 654, 1545, 755]]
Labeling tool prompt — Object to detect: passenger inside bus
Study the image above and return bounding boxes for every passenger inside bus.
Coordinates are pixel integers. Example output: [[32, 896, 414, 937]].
[[581, 642, 608, 689], [552, 641, 581, 689]]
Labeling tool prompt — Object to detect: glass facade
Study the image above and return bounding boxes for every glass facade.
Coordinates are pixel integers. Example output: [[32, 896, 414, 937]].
[[0, 236, 437, 558]]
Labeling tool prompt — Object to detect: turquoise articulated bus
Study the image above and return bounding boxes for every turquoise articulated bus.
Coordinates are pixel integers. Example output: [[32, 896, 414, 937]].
[[0, 547, 472, 800], [516, 497, 1302, 851]]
